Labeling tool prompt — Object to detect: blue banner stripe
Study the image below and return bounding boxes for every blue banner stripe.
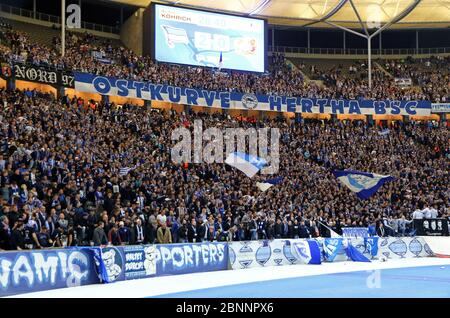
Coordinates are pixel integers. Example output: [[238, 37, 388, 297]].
[[74, 72, 432, 115]]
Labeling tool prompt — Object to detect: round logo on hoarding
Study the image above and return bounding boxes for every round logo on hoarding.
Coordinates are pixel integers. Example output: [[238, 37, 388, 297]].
[[408, 238, 423, 257], [101, 247, 123, 282], [388, 239, 407, 258], [238, 241, 254, 253], [255, 241, 271, 266], [424, 243, 433, 256], [283, 241, 297, 264], [241, 93, 258, 110]]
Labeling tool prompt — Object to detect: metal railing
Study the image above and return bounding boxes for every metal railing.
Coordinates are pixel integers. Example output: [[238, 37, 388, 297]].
[[268, 46, 450, 56], [0, 4, 120, 34]]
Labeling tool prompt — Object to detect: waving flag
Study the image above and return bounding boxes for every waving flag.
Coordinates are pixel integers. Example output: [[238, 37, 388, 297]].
[[256, 176, 283, 192], [364, 237, 379, 258], [218, 51, 223, 70], [333, 170, 394, 200], [343, 239, 371, 262], [378, 128, 390, 136], [225, 152, 267, 178]]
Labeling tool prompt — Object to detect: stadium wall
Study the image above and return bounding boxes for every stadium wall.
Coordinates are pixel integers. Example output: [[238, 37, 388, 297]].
[[120, 8, 144, 56]]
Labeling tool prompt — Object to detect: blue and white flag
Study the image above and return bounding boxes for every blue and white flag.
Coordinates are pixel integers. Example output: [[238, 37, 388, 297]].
[[225, 152, 267, 178], [343, 239, 371, 262], [333, 170, 395, 200], [292, 240, 321, 265], [378, 128, 390, 136], [364, 237, 379, 258], [87, 247, 110, 283], [256, 176, 283, 192], [342, 227, 369, 238], [323, 238, 343, 262]]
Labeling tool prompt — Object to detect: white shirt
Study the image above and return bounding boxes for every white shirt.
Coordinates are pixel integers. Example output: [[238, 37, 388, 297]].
[[422, 208, 432, 219], [412, 210, 423, 219], [430, 208, 438, 219], [157, 214, 167, 225]]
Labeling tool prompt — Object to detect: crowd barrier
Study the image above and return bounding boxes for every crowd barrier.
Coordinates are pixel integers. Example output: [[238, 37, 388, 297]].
[[0, 237, 441, 296], [154, 242, 228, 276], [0, 241, 228, 297], [0, 247, 101, 296], [228, 237, 434, 270]]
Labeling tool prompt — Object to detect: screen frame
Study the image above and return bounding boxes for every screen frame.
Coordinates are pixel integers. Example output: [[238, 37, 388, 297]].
[[149, 2, 268, 74]]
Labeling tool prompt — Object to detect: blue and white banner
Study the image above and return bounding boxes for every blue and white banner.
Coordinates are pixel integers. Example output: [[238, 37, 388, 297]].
[[431, 103, 450, 113], [333, 170, 395, 200], [229, 237, 433, 270], [155, 242, 228, 275], [342, 227, 370, 238], [378, 237, 434, 259], [99, 245, 157, 283], [0, 247, 101, 297], [292, 240, 321, 264], [323, 238, 344, 262], [229, 239, 321, 269], [74, 72, 432, 116], [364, 237, 379, 258]]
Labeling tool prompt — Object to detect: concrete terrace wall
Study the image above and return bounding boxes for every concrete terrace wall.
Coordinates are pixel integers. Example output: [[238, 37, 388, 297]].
[[120, 8, 144, 56]]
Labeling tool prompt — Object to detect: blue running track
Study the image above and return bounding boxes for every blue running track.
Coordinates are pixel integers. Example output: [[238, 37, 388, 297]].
[[154, 265, 450, 298]]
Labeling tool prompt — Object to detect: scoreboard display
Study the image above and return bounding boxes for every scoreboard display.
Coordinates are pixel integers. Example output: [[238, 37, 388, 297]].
[[152, 3, 267, 73]]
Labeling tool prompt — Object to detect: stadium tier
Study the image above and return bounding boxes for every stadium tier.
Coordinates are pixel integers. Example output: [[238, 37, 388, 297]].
[[0, 0, 449, 301]]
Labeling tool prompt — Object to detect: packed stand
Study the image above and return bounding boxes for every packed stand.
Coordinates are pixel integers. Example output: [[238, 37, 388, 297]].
[[0, 23, 449, 102], [382, 56, 450, 103], [0, 87, 449, 250]]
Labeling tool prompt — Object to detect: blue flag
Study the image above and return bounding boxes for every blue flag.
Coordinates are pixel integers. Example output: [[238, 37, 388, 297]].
[[79, 247, 110, 283], [364, 237, 379, 258], [323, 238, 343, 262], [344, 241, 371, 262], [218, 51, 223, 70], [225, 152, 267, 178], [333, 170, 395, 200], [292, 240, 321, 264]]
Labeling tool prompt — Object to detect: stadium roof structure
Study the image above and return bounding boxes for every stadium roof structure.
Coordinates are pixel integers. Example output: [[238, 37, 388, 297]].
[[110, 0, 450, 29], [108, 0, 450, 88]]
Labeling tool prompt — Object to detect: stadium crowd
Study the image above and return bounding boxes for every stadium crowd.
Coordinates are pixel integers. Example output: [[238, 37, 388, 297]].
[[0, 22, 448, 102], [0, 86, 448, 250], [0, 18, 449, 250]]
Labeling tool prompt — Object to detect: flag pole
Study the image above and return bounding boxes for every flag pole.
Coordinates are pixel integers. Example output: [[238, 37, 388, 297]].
[[316, 219, 341, 238]]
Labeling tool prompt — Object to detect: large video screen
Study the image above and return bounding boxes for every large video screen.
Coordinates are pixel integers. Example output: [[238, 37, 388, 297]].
[[152, 3, 266, 73]]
